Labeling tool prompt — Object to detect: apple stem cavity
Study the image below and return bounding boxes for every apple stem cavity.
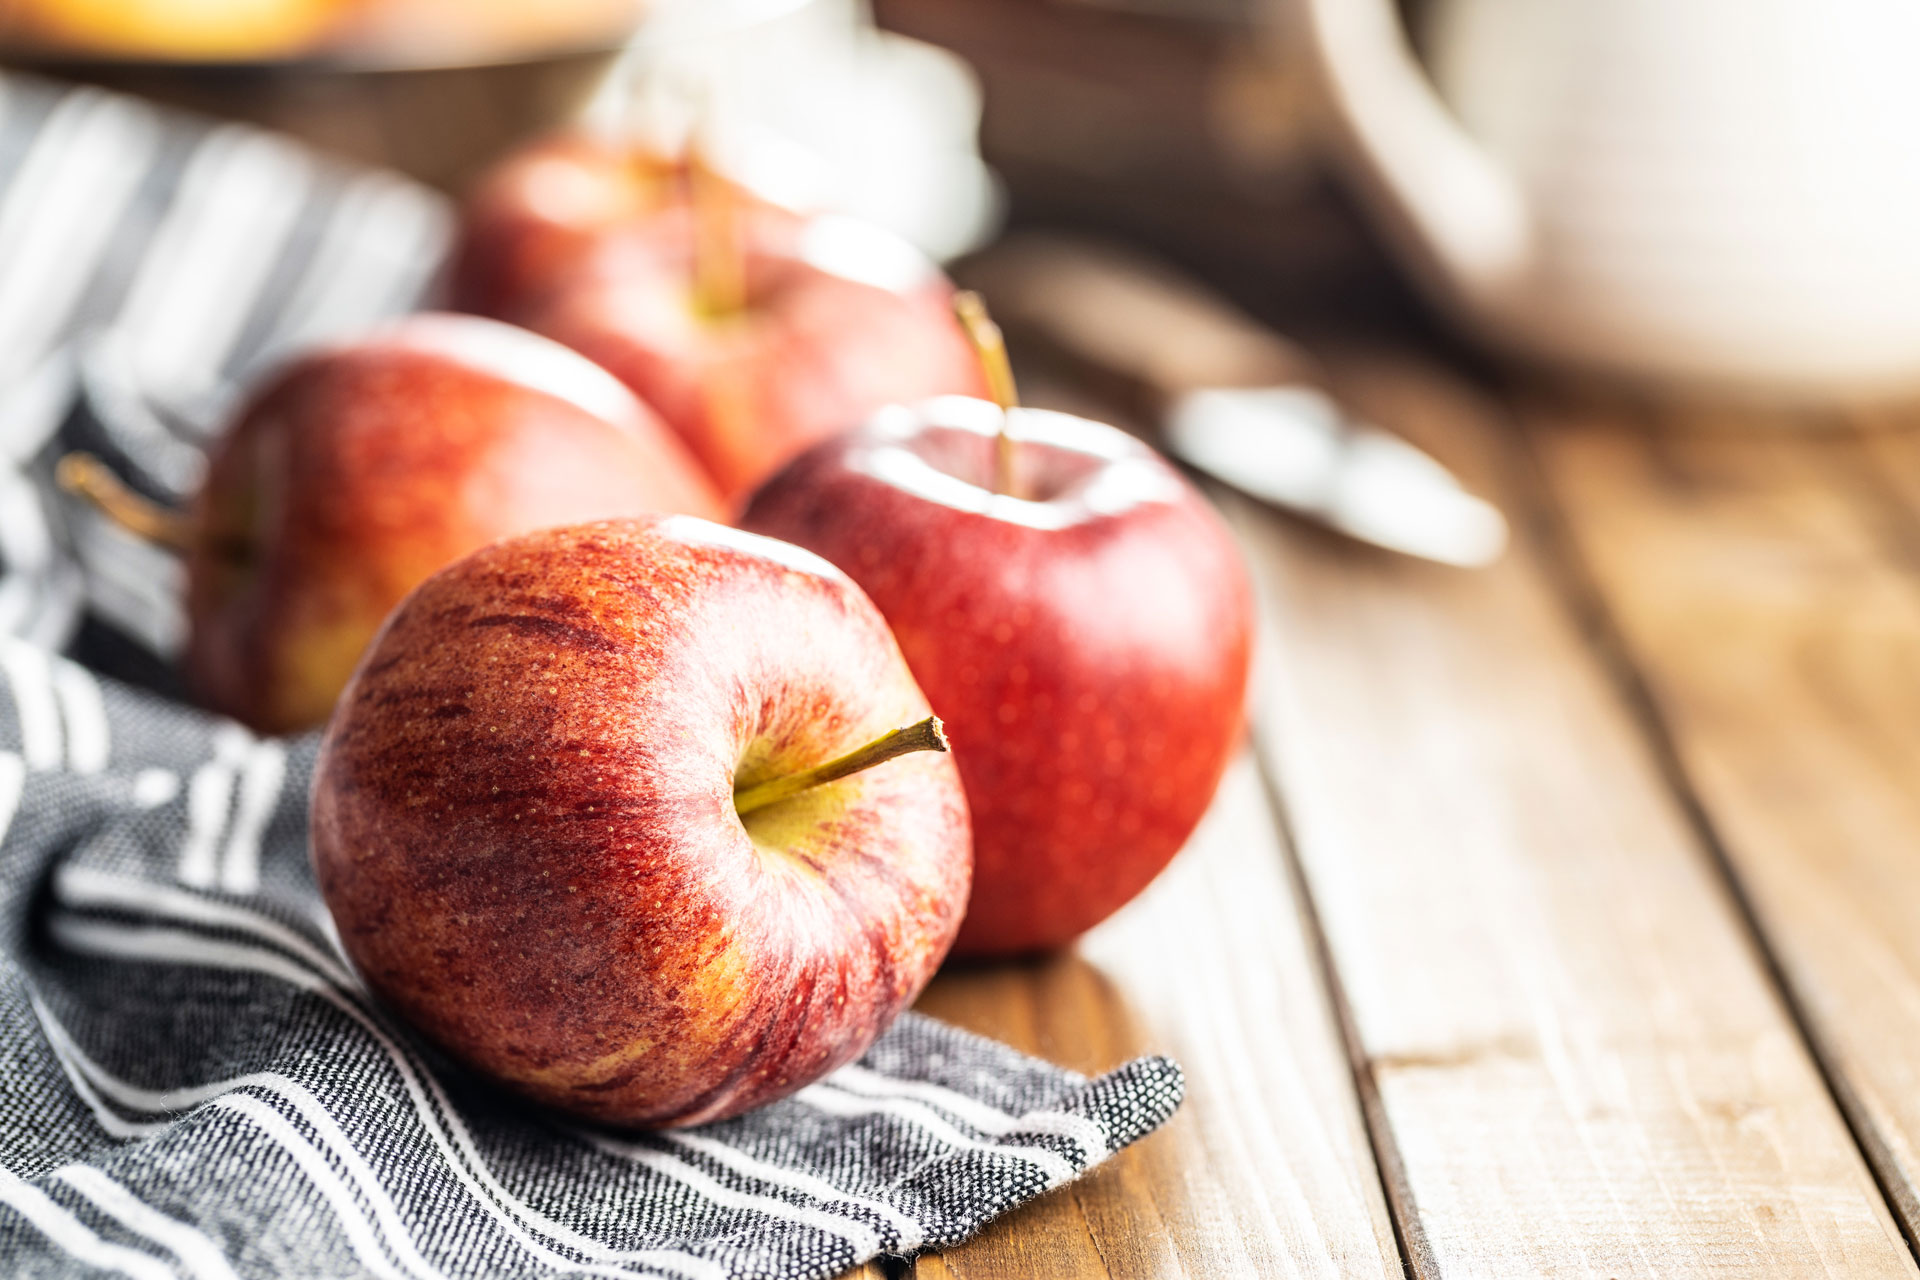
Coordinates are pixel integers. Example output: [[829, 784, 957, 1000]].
[[689, 147, 745, 319], [953, 290, 1022, 498], [734, 715, 948, 816], [56, 452, 196, 554]]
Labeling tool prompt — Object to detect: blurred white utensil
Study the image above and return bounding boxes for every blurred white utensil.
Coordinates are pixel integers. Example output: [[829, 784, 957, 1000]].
[[962, 233, 1507, 567], [1166, 386, 1505, 568]]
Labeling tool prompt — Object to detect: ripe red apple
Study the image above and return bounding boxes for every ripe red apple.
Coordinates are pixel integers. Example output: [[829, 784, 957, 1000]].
[[184, 312, 724, 735], [449, 133, 794, 323], [742, 395, 1253, 956], [310, 516, 971, 1128], [517, 213, 989, 508]]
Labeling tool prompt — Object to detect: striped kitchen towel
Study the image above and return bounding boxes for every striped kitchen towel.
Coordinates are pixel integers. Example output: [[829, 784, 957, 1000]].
[[0, 71, 1184, 1279], [0, 68, 447, 667]]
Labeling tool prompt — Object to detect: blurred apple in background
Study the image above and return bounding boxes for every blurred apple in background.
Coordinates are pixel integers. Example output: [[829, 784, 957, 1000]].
[[514, 210, 988, 506], [744, 394, 1253, 956], [313, 516, 970, 1127], [454, 130, 987, 506], [69, 312, 723, 733], [449, 133, 796, 323]]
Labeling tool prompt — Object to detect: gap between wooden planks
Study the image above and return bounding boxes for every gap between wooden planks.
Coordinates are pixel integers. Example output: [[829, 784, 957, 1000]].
[[1218, 351, 1913, 1277], [910, 756, 1402, 1280], [1522, 388, 1920, 1262]]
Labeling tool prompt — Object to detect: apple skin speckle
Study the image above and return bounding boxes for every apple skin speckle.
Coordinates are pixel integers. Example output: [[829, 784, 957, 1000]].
[[311, 516, 970, 1128], [744, 405, 1254, 956]]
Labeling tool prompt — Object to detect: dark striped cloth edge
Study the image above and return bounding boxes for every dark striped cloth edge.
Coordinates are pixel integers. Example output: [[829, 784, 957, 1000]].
[[0, 71, 1183, 1280]]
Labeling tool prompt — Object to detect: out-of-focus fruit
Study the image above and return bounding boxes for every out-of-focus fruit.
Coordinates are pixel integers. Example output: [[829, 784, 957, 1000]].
[[523, 213, 988, 506], [181, 312, 722, 733]]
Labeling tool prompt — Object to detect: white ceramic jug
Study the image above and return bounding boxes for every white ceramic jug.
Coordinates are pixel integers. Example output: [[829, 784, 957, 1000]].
[[1295, 0, 1920, 396]]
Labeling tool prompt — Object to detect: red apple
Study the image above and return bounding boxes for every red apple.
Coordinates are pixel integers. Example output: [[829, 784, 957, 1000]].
[[449, 133, 793, 323], [518, 213, 989, 507], [185, 312, 724, 735], [742, 395, 1253, 956], [310, 516, 971, 1127]]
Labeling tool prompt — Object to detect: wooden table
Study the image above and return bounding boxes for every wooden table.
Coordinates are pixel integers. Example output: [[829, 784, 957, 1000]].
[[867, 349, 1920, 1277]]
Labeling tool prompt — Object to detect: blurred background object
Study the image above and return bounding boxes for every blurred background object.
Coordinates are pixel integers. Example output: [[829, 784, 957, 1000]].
[[1301, 0, 1920, 396], [882, 0, 1920, 400], [0, 0, 646, 61], [0, 0, 642, 192], [602, 0, 999, 262], [0, 0, 999, 258], [873, 0, 1418, 336], [11, 0, 1919, 399]]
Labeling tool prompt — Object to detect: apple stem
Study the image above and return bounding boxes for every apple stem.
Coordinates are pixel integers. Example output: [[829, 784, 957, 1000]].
[[56, 452, 195, 554], [953, 290, 1021, 498], [688, 145, 745, 319], [734, 715, 949, 816]]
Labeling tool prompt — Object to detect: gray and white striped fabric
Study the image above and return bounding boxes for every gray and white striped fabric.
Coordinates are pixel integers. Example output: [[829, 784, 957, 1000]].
[[0, 72, 1184, 1278], [0, 72, 450, 663]]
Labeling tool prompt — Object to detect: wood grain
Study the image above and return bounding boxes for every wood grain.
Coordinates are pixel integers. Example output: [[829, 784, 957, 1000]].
[[909, 758, 1402, 1279], [1228, 353, 1915, 1277], [1526, 394, 1920, 1255]]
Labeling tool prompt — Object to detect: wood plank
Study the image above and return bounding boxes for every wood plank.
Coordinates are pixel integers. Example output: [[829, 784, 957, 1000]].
[[910, 757, 1403, 1279], [1230, 352, 1915, 1277], [1526, 392, 1920, 1254]]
